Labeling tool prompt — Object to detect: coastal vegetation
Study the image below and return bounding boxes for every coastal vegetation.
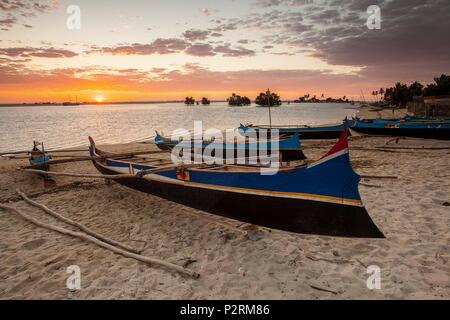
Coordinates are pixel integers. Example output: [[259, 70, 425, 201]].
[[201, 97, 211, 105], [227, 93, 251, 106], [374, 74, 449, 107], [294, 94, 350, 103], [255, 90, 282, 106], [184, 97, 195, 105]]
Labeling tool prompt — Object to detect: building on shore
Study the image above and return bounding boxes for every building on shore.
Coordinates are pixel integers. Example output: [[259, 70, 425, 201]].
[[408, 95, 450, 117]]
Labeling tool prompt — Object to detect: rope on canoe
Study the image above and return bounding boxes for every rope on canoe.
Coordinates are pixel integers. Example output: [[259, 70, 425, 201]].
[[16, 189, 141, 254], [0, 203, 200, 279]]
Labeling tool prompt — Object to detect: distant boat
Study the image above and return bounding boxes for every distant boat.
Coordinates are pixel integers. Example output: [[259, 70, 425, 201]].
[[350, 118, 450, 140], [62, 95, 81, 106], [239, 120, 354, 140]]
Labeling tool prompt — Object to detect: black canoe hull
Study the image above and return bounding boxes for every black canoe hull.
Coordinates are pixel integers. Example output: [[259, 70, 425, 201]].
[[93, 161, 384, 238], [156, 144, 306, 161], [350, 127, 450, 140]]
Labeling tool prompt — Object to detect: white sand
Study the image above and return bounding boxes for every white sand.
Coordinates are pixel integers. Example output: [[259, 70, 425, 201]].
[[0, 137, 449, 299]]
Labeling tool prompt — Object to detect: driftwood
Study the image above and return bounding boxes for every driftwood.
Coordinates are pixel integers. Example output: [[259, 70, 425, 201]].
[[0, 204, 200, 279], [352, 147, 414, 153], [309, 284, 339, 295], [375, 146, 450, 150], [16, 189, 141, 254]]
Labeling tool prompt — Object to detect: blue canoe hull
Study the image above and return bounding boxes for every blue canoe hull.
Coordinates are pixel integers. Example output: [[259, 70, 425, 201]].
[[350, 119, 450, 140]]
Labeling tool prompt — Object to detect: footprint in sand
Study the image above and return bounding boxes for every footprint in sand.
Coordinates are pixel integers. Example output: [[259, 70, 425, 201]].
[[20, 238, 46, 250]]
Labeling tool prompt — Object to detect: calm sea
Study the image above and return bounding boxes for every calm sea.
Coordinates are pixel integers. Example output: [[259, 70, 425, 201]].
[[0, 102, 359, 153]]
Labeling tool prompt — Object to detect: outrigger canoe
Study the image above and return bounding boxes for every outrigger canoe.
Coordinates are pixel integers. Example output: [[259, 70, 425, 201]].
[[350, 118, 450, 140], [29, 141, 51, 171], [239, 121, 354, 140], [154, 131, 306, 161], [88, 125, 384, 238]]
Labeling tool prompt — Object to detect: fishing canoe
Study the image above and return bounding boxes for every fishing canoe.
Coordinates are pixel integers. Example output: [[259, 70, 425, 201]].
[[350, 118, 450, 140], [154, 131, 306, 161], [88, 126, 384, 238], [239, 121, 354, 140], [29, 141, 51, 171]]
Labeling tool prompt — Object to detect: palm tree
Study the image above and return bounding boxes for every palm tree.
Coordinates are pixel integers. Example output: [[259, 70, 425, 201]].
[[379, 88, 385, 101], [255, 89, 282, 106]]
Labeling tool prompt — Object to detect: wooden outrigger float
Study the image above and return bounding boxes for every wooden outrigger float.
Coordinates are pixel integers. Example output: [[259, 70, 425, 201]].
[[88, 123, 384, 238]]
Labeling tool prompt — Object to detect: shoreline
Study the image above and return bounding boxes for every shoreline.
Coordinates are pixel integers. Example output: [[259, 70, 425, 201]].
[[0, 137, 449, 299], [0, 101, 357, 108]]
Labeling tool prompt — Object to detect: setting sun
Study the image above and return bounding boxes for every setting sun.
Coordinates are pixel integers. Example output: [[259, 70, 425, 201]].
[[95, 95, 105, 103]]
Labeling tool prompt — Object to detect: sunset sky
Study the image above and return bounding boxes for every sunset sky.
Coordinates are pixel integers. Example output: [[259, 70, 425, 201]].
[[0, 0, 449, 103]]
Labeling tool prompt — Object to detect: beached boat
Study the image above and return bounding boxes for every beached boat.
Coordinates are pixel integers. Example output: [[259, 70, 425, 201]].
[[350, 118, 450, 140], [88, 126, 384, 238], [154, 131, 306, 161], [29, 141, 51, 171], [239, 121, 354, 139]]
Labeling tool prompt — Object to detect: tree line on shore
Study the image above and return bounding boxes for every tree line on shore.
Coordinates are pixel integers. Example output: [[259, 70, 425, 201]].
[[294, 94, 350, 103], [186, 89, 355, 107], [371, 74, 449, 107]]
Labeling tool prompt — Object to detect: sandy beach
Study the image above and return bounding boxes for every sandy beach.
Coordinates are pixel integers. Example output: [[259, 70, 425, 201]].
[[0, 134, 449, 300]]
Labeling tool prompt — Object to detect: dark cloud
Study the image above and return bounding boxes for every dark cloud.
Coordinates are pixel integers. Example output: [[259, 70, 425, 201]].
[[214, 44, 256, 57], [89, 39, 190, 55], [185, 43, 216, 57], [299, 0, 450, 73], [0, 15, 16, 28], [0, 0, 26, 10], [255, 0, 314, 7], [183, 29, 210, 41], [88, 38, 255, 58], [211, 0, 449, 82], [0, 47, 78, 58], [0, 0, 59, 30]]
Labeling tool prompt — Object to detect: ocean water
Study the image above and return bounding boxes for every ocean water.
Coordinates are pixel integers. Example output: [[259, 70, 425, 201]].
[[0, 102, 359, 153]]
